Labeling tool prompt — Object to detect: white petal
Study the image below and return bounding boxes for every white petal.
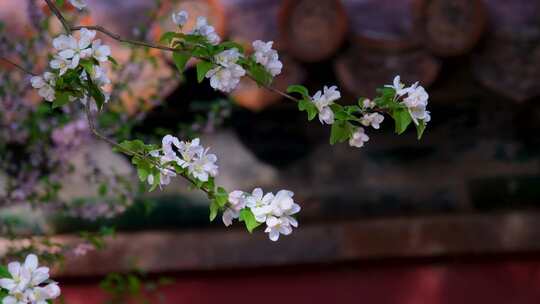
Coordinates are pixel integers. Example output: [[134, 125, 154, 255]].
[[30, 76, 45, 88], [24, 254, 38, 271], [69, 0, 87, 10], [0, 279, 16, 291], [2, 296, 17, 304], [58, 49, 75, 59], [268, 230, 280, 241], [7, 262, 20, 277], [31, 267, 50, 286]]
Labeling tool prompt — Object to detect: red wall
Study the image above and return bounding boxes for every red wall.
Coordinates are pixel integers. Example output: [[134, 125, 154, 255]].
[[61, 258, 540, 304]]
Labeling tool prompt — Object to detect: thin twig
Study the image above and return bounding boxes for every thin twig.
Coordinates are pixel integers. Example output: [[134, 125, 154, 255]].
[[71, 25, 301, 102], [44, 0, 71, 34], [44, 0, 301, 103], [83, 103, 210, 194], [0, 57, 36, 76]]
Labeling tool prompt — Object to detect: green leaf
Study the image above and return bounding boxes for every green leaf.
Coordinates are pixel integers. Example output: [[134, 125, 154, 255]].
[[248, 63, 272, 86], [0, 289, 8, 302], [205, 177, 215, 193], [196, 61, 214, 83], [56, 0, 64, 6], [114, 140, 147, 154], [52, 91, 70, 108], [214, 187, 229, 207], [219, 41, 245, 53], [287, 85, 309, 98], [172, 52, 191, 73], [239, 209, 262, 233], [127, 275, 141, 294], [184, 34, 208, 45], [209, 200, 219, 221], [330, 120, 353, 145], [416, 119, 426, 140], [298, 99, 318, 121], [374, 87, 397, 109], [159, 31, 177, 44], [98, 183, 108, 196], [137, 167, 149, 182], [86, 79, 106, 110], [392, 108, 412, 135], [108, 56, 118, 66], [0, 265, 11, 278], [79, 59, 94, 75], [334, 107, 356, 121], [191, 46, 211, 58]]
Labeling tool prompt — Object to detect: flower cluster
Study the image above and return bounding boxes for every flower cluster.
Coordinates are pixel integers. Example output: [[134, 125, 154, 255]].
[[206, 49, 246, 93], [252, 40, 283, 77], [168, 11, 282, 94], [30, 28, 111, 108], [222, 188, 301, 241], [148, 135, 218, 188], [290, 75, 430, 150], [385, 75, 431, 125], [0, 254, 61, 304], [311, 85, 341, 125], [190, 16, 220, 45], [30, 72, 56, 102]]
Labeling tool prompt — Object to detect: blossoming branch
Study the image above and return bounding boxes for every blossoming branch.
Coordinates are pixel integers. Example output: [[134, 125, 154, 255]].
[[4, 0, 431, 246]]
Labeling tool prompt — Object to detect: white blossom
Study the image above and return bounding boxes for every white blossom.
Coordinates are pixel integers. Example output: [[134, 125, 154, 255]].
[[360, 112, 384, 129], [269, 190, 300, 222], [148, 149, 178, 188], [224, 188, 300, 240], [222, 190, 246, 226], [264, 216, 293, 241], [68, 0, 87, 10], [57, 28, 95, 68], [0, 254, 61, 304], [25, 283, 61, 304], [349, 127, 369, 148], [2, 293, 29, 304], [191, 16, 220, 45], [158, 168, 177, 187], [176, 137, 204, 168], [311, 86, 341, 125], [49, 55, 71, 76], [30, 72, 56, 102], [91, 39, 111, 62], [172, 11, 189, 27], [0, 260, 31, 294], [89, 65, 110, 87], [187, 148, 218, 182], [245, 188, 274, 223], [52, 34, 76, 51], [385, 75, 409, 97], [402, 85, 429, 125], [252, 40, 282, 77], [361, 98, 375, 109], [147, 136, 218, 187], [206, 49, 245, 93]]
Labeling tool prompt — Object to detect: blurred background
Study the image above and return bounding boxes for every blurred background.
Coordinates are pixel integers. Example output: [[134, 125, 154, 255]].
[[2, 0, 540, 303]]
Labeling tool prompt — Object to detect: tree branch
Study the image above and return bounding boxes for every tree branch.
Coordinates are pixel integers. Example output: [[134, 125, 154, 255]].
[[0, 57, 36, 76], [42, 0, 300, 103], [83, 103, 210, 194], [44, 0, 72, 34]]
